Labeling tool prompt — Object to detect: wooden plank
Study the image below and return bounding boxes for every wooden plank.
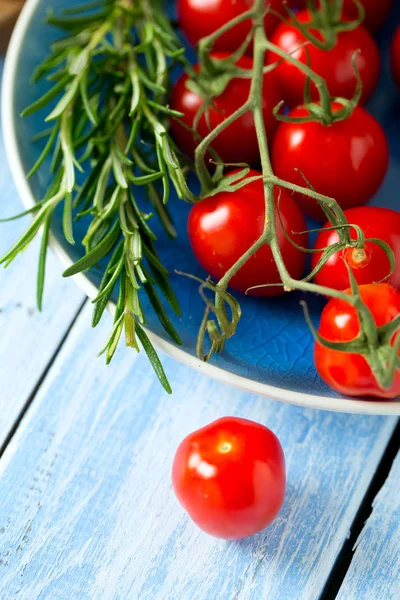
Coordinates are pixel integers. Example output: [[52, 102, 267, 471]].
[[336, 451, 400, 600], [0, 301, 396, 600], [0, 60, 85, 447]]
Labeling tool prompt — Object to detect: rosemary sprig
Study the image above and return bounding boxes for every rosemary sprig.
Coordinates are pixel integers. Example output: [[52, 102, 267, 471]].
[[0, 0, 194, 392]]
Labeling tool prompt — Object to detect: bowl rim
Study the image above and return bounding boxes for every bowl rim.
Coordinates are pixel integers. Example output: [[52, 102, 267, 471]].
[[2, 0, 400, 416]]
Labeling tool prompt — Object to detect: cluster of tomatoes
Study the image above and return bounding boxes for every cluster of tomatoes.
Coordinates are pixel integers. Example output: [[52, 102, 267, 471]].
[[168, 2, 400, 542], [169, 1, 400, 399]]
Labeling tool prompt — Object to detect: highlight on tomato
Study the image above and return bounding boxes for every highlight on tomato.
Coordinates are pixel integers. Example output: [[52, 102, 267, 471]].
[[315, 284, 400, 399], [271, 103, 389, 221], [188, 170, 308, 296], [391, 25, 400, 89], [170, 53, 280, 166], [177, 0, 285, 53], [172, 416, 286, 539], [312, 207, 400, 292], [267, 9, 380, 107]]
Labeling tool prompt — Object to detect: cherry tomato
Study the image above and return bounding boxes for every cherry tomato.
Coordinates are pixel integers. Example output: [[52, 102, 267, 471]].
[[342, 0, 393, 33], [272, 103, 389, 221], [172, 417, 286, 539], [315, 284, 400, 398], [391, 26, 400, 89], [312, 207, 400, 292], [287, 0, 393, 33], [267, 9, 380, 107], [170, 54, 280, 166], [177, 0, 286, 53], [188, 170, 308, 296]]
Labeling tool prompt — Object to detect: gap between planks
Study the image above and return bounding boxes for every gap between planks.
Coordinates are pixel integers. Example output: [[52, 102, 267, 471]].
[[320, 419, 400, 600], [0, 298, 88, 460]]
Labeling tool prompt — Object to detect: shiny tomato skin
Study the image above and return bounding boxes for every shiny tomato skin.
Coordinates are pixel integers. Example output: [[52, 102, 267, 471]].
[[312, 207, 400, 291], [267, 10, 380, 107], [172, 417, 286, 539], [177, 0, 285, 52], [170, 54, 280, 166], [188, 171, 308, 296], [315, 284, 400, 399], [391, 26, 400, 89], [272, 104, 389, 221]]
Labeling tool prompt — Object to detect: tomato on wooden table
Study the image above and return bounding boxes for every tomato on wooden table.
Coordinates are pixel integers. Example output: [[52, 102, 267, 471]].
[[267, 9, 380, 107], [172, 417, 286, 539], [188, 170, 308, 296], [391, 26, 400, 89], [170, 53, 280, 167], [271, 103, 389, 221], [315, 284, 400, 399], [177, 0, 286, 52], [312, 207, 400, 292]]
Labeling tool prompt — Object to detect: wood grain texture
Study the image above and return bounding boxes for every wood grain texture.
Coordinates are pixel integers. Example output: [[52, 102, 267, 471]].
[[0, 301, 396, 600], [336, 451, 400, 600], [0, 1, 25, 53], [0, 60, 85, 447]]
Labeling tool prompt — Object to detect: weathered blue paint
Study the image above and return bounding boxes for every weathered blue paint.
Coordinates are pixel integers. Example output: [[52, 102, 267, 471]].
[[337, 451, 400, 600], [0, 59, 85, 447], [0, 302, 397, 599], [1, 5, 400, 599]]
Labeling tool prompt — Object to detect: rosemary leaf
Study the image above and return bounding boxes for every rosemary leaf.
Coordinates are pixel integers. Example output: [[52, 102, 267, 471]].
[[37, 215, 51, 311], [62, 192, 75, 244], [135, 322, 172, 394], [143, 276, 182, 345], [62, 220, 120, 276], [27, 127, 58, 179], [21, 74, 71, 117]]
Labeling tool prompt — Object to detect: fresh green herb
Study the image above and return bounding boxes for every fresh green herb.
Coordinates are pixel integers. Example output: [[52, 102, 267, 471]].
[[0, 0, 194, 392]]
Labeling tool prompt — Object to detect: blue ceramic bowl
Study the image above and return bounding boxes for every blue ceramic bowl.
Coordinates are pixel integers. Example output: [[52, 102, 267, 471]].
[[3, 0, 400, 414]]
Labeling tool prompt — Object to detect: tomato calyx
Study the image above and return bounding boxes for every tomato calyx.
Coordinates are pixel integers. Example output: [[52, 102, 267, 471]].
[[278, 196, 396, 285], [345, 246, 371, 269], [273, 51, 363, 127], [186, 56, 245, 103], [190, 4, 258, 101], [283, 1, 366, 52], [308, 236, 395, 284], [303, 272, 400, 392], [176, 0, 397, 393], [198, 168, 264, 199], [271, 2, 368, 126]]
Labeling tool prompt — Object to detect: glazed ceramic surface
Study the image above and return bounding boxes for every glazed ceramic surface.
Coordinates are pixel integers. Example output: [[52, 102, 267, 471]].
[[3, 0, 400, 413]]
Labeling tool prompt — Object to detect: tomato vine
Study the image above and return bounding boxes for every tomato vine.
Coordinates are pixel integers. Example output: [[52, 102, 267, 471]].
[[189, 0, 400, 393], [1, 0, 399, 395]]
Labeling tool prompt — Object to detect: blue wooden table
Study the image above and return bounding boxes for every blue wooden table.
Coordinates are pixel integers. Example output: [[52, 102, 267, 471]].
[[0, 57, 399, 600]]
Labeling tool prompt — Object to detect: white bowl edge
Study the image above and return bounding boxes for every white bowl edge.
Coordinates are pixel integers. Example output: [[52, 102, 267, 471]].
[[2, 0, 400, 416]]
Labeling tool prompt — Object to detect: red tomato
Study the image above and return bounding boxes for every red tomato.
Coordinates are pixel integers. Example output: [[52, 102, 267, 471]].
[[287, 0, 393, 33], [312, 207, 400, 292], [391, 26, 400, 89], [267, 9, 380, 107], [177, 0, 286, 53], [188, 170, 308, 296], [272, 103, 389, 221], [342, 0, 393, 33], [315, 284, 400, 398], [172, 417, 286, 539], [170, 54, 280, 166]]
